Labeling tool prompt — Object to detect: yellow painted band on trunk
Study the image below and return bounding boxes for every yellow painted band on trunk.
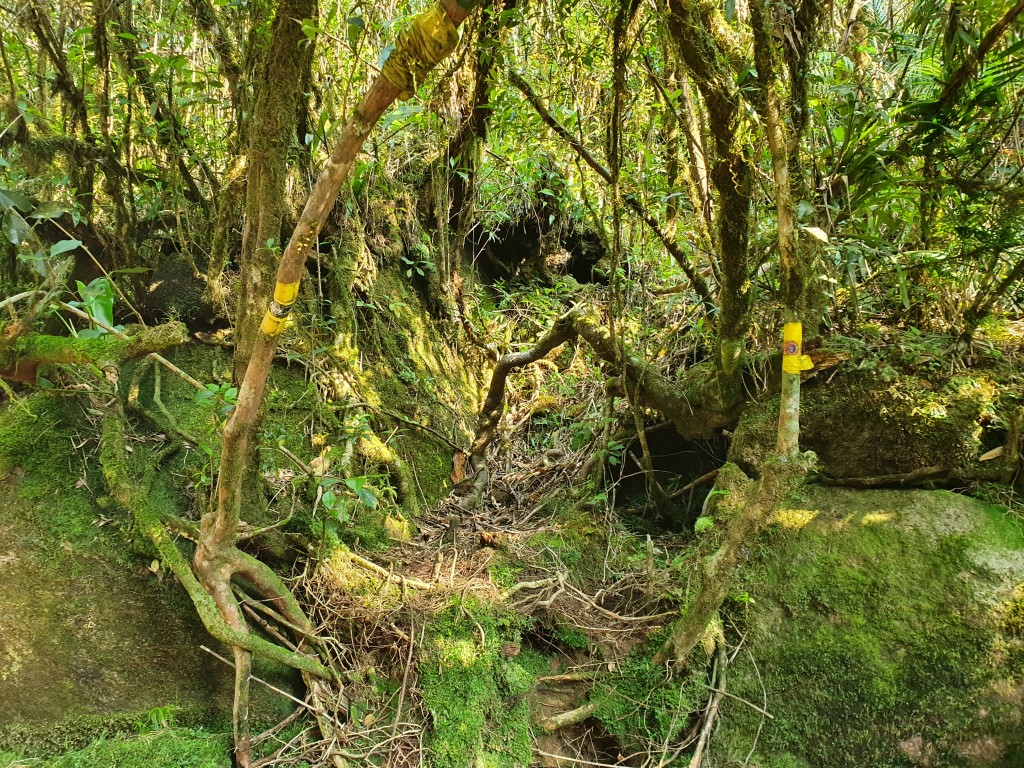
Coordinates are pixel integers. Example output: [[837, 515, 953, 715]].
[[273, 281, 301, 306], [783, 322, 802, 349], [381, 1, 460, 100], [783, 354, 814, 373], [261, 311, 287, 336], [782, 322, 814, 373]]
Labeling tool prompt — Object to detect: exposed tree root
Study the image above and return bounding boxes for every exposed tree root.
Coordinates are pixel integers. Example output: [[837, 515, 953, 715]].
[[100, 407, 332, 678], [99, 404, 332, 767], [687, 644, 726, 768]]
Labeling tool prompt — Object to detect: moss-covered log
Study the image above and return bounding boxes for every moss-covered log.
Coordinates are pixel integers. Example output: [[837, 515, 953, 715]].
[[0, 322, 189, 383]]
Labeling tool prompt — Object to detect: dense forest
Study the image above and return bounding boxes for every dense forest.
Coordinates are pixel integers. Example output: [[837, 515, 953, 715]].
[[0, 0, 1022, 766]]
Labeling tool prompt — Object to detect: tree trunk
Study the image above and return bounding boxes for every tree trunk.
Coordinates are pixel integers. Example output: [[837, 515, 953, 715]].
[[663, 0, 753, 407], [233, 0, 317, 383]]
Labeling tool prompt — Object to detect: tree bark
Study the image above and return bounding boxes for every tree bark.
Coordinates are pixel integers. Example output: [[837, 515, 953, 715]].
[[663, 0, 754, 407], [233, 0, 317, 383]]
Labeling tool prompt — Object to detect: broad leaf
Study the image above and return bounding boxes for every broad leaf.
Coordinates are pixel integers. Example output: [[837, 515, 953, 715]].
[[0, 188, 34, 212], [50, 239, 82, 257], [3, 209, 29, 245], [29, 202, 67, 220]]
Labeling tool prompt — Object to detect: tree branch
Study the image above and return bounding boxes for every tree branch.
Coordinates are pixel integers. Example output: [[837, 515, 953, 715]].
[[507, 70, 716, 313]]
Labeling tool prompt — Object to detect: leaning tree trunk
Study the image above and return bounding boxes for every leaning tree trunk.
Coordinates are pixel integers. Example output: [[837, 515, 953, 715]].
[[655, 0, 825, 667], [200, 0, 477, 762]]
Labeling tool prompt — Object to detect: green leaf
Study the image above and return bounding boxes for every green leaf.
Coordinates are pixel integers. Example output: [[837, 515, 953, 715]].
[[50, 239, 82, 257], [3, 209, 29, 245], [77, 277, 116, 329], [0, 188, 34, 212], [28, 201, 67, 220], [346, 477, 378, 509]]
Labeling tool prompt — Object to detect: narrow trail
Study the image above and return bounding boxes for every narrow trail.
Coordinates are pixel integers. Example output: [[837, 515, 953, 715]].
[[247, 420, 709, 768]]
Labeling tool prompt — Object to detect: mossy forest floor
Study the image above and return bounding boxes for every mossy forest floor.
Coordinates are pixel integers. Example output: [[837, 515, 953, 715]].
[[2, 321, 1023, 768]]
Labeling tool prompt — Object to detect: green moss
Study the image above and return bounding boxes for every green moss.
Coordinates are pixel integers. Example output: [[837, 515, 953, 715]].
[[999, 585, 1024, 637], [0, 709, 228, 760], [716, 487, 1024, 767], [0, 392, 293, 757], [524, 501, 614, 585], [419, 599, 535, 768], [488, 559, 522, 591], [552, 623, 589, 650], [594, 649, 705, 750], [0, 394, 114, 558], [34, 728, 230, 768]]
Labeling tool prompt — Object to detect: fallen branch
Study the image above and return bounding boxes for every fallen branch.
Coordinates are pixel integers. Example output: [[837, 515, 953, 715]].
[[534, 700, 600, 733], [57, 301, 203, 389], [670, 469, 720, 500], [688, 645, 727, 768], [536, 671, 600, 684], [347, 549, 435, 591], [704, 685, 773, 720], [0, 317, 190, 385]]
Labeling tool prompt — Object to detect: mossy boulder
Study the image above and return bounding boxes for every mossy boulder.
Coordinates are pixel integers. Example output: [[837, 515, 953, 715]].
[[0, 394, 291, 758], [715, 487, 1024, 767], [730, 372, 999, 478]]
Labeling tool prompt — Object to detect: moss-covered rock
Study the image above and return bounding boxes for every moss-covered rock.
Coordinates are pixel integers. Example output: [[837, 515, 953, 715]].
[[143, 256, 217, 328], [730, 371, 999, 478], [0, 394, 291, 759], [715, 487, 1024, 767]]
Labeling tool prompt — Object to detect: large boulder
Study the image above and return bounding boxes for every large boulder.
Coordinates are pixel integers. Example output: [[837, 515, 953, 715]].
[[0, 394, 291, 757], [715, 487, 1024, 767], [729, 372, 1001, 479]]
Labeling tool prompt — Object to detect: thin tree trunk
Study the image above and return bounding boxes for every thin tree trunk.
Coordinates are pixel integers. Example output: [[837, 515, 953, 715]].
[[751, 0, 806, 456], [211, 0, 476, 630]]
